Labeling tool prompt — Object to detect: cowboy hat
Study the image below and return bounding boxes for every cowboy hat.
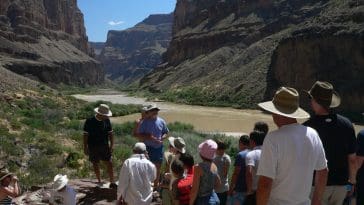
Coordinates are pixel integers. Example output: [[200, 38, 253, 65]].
[[53, 174, 69, 191], [306, 81, 341, 108], [258, 87, 310, 119], [145, 104, 160, 112], [0, 169, 13, 181], [94, 104, 112, 117], [168, 137, 186, 154]]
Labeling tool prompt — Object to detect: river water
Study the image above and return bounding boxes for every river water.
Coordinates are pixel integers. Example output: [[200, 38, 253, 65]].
[[73, 90, 364, 136]]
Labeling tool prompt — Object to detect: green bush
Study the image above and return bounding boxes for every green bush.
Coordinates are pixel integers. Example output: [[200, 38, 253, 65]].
[[113, 122, 135, 137], [75, 100, 142, 120], [168, 122, 194, 132]]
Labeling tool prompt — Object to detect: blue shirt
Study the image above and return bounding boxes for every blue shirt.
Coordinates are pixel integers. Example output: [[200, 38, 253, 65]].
[[234, 150, 248, 192], [138, 117, 169, 148]]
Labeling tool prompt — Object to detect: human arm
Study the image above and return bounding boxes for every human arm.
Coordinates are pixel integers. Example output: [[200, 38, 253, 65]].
[[257, 176, 273, 205], [108, 131, 114, 152], [0, 177, 20, 197], [189, 165, 201, 205], [246, 165, 254, 195], [348, 153, 357, 184], [228, 165, 241, 195], [83, 120, 89, 155], [311, 168, 328, 205], [117, 162, 130, 204], [245, 153, 255, 194], [171, 180, 180, 205]]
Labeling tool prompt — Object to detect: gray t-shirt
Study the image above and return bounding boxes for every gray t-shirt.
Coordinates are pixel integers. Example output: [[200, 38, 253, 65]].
[[213, 153, 231, 193]]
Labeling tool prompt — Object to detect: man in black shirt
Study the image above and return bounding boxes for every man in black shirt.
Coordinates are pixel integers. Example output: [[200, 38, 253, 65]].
[[83, 104, 116, 188], [304, 81, 357, 205], [357, 129, 364, 205]]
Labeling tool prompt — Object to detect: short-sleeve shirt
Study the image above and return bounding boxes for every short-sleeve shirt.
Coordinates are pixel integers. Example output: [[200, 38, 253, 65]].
[[83, 116, 112, 146], [304, 113, 357, 185], [176, 174, 193, 205], [50, 186, 77, 205], [213, 153, 231, 193], [138, 117, 169, 148], [245, 146, 262, 191], [234, 150, 249, 192], [357, 130, 364, 180], [257, 124, 327, 205]]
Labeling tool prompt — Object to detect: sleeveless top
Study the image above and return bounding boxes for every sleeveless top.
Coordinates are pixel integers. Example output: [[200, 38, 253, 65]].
[[0, 196, 12, 205], [197, 162, 219, 197]]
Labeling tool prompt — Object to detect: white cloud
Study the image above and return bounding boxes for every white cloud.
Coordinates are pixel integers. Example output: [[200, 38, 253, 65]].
[[108, 20, 125, 26]]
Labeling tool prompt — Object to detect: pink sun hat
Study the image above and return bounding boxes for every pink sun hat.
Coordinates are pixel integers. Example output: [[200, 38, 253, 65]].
[[198, 139, 218, 160]]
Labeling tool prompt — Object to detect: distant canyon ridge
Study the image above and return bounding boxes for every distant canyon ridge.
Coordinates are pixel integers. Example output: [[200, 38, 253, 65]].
[[91, 13, 173, 85], [0, 0, 103, 86], [138, 0, 364, 112]]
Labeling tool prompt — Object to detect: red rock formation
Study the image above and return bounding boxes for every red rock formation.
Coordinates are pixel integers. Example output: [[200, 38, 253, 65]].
[[141, 0, 364, 113], [0, 0, 103, 85]]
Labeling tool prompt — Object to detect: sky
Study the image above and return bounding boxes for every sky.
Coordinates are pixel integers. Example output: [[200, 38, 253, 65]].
[[77, 0, 176, 42]]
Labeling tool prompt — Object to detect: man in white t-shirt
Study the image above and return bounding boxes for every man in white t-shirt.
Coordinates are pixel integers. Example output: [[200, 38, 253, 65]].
[[49, 174, 76, 205], [245, 130, 266, 205], [256, 87, 328, 205]]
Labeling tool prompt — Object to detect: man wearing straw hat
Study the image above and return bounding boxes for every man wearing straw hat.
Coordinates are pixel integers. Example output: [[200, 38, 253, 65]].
[[256, 87, 328, 205], [49, 174, 76, 205], [304, 81, 357, 205], [83, 104, 116, 188], [138, 104, 169, 187]]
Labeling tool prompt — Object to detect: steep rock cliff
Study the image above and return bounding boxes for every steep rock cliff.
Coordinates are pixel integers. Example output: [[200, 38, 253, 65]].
[[0, 0, 103, 85], [98, 13, 173, 84], [142, 0, 364, 112]]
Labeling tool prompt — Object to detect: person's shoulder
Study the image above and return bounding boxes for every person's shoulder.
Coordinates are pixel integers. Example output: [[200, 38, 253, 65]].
[[223, 153, 231, 160], [359, 130, 364, 137], [157, 117, 167, 123], [336, 114, 353, 127]]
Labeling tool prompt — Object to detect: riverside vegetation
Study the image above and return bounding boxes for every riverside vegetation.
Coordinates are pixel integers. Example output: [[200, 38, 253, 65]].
[[0, 87, 238, 190]]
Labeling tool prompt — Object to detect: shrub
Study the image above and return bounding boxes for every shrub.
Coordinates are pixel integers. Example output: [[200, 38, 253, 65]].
[[168, 122, 194, 132], [75, 100, 142, 120]]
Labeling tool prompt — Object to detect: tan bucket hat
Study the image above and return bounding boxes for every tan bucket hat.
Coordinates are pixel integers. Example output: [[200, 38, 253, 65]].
[[258, 87, 310, 119], [168, 137, 186, 154], [94, 104, 112, 117], [306, 81, 341, 108]]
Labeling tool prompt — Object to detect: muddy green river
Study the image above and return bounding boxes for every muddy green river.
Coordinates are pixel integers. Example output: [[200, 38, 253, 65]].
[[73, 90, 364, 136]]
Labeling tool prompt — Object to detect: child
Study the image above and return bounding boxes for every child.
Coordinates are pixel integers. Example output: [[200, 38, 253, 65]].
[[171, 159, 187, 205], [50, 174, 76, 205], [177, 153, 195, 205], [213, 140, 231, 205], [190, 139, 221, 205]]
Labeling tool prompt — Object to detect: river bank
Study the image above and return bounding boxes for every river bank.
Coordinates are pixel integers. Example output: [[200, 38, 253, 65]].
[[73, 90, 364, 135]]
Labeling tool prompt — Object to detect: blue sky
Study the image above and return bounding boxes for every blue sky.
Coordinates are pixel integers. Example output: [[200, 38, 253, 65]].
[[77, 0, 176, 42]]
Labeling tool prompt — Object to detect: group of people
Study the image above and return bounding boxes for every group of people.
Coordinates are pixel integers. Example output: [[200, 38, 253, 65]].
[[0, 80, 363, 205]]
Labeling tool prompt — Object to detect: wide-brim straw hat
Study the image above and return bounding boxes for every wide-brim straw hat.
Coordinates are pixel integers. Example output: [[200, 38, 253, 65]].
[[258, 87, 310, 119], [0, 169, 13, 181], [94, 104, 112, 117], [145, 104, 160, 112], [168, 137, 186, 154], [306, 81, 341, 108], [53, 174, 69, 191]]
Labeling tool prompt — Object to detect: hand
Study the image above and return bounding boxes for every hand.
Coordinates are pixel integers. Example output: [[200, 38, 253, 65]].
[[347, 185, 355, 197], [228, 189, 234, 196], [12, 176, 18, 182], [84, 148, 89, 156]]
